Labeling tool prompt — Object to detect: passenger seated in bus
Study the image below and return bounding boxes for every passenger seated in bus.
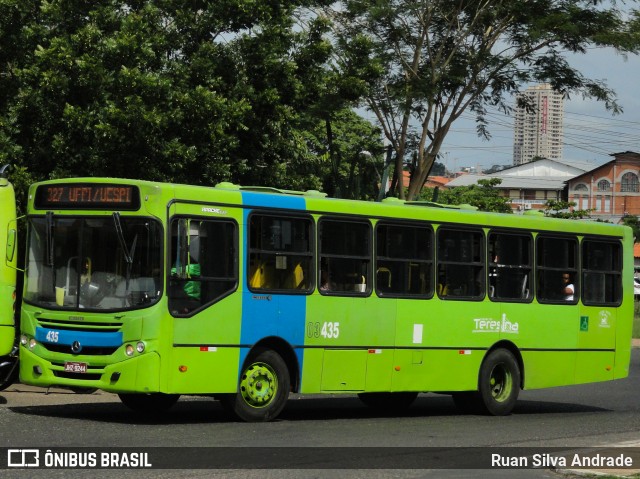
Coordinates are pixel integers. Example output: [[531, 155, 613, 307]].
[[319, 269, 335, 291], [562, 273, 574, 301]]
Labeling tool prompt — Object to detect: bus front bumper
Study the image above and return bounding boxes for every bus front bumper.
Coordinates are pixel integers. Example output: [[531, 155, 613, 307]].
[[19, 346, 161, 394]]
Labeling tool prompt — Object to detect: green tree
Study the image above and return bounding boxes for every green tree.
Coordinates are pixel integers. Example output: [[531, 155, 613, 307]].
[[621, 215, 640, 242], [0, 0, 350, 191], [543, 199, 593, 219], [433, 178, 513, 213], [300, 108, 385, 199], [320, 1, 640, 200]]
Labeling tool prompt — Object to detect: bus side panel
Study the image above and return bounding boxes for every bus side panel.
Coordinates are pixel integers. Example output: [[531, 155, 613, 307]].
[[169, 295, 243, 394], [574, 351, 615, 384], [0, 181, 16, 356], [511, 303, 577, 390], [391, 349, 482, 392], [167, 346, 241, 394], [521, 351, 580, 389], [301, 295, 396, 393], [239, 194, 308, 380], [393, 299, 499, 392], [574, 305, 617, 384], [240, 293, 307, 374], [0, 287, 15, 353]]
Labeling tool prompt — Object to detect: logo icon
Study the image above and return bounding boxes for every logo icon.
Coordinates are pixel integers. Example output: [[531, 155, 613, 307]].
[[71, 341, 82, 353], [580, 316, 589, 332], [7, 449, 40, 467], [599, 310, 612, 328]]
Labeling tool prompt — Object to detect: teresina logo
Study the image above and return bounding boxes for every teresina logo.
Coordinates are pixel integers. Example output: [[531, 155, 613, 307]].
[[473, 314, 519, 334]]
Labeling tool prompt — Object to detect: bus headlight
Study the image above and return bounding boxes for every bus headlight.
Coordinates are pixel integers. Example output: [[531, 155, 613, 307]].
[[29, 338, 37, 350], [125, 344, 134, 357], [136, 341, 145, 353], [20, 335, 28, 346]]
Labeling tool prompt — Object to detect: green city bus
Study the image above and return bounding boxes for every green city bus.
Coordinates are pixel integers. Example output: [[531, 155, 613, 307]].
[[0, 165, 18, 390], [19, 178, 633, 421]]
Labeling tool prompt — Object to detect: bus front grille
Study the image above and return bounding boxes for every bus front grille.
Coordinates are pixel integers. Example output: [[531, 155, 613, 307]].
[[37, 318, 122, 333], [42, 343, 119, 356], [52, 370, 102, 381]]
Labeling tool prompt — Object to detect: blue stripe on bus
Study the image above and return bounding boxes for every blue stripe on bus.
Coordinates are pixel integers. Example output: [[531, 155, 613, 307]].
[[35, 327, 123, 348], [240, 191, 306, 211], [239, 191, 307, 386]]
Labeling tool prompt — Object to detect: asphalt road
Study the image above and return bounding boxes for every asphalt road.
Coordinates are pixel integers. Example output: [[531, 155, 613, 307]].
[[1, 348, 640, 478]]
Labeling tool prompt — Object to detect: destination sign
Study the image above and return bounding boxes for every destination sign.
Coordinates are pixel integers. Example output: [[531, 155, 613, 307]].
[[34, 184, 141, 210]]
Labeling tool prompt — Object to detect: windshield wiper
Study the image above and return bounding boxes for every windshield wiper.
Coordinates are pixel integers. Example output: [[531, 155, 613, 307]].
[[113, 212, 132, 264], [45, 211, 54, 267], [113, 212, 138, 296], [45, 212, 56, 292]]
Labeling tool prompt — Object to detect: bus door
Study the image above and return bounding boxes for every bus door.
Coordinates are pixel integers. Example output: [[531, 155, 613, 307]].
[[168, 201, 242, 393]]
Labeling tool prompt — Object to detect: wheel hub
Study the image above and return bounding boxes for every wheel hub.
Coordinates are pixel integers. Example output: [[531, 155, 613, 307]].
[[240, 362, 278, 408], [490, 364, 512, 402]]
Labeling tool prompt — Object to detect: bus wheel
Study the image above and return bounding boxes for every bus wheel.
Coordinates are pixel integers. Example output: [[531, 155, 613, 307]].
[[221, 349, 290, 422], [477, 348, 520, 416], [357, 392, 418, 411], [118, 393, 180, 413]]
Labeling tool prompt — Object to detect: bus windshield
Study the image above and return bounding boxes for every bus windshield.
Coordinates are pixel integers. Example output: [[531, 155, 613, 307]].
[[24, 215, 162, 311]]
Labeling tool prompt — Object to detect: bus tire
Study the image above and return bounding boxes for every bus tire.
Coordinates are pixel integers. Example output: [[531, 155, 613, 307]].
[[477, 348, 520, 416], [358, 392, 418, 411], [118, 393, 180, 413], [221, 349, 290, 422]]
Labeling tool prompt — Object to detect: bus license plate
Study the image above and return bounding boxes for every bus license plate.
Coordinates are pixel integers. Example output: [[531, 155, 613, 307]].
[[64, 362, 87, 373]]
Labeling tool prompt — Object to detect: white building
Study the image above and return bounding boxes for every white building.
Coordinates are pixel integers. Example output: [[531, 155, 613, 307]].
[[446, 158, 594, 213], [513, 84, 564, 165]]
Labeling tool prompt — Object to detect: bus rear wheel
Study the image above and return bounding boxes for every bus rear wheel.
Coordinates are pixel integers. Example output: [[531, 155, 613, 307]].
[[478, 348, 520, 415], [358, 392, 418, 411], [220, 349, 290, 422], [118, 393, 180, 413]]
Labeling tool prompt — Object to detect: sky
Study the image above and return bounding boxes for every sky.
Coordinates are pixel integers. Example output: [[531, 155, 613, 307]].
[[438, 46, 640, 173]]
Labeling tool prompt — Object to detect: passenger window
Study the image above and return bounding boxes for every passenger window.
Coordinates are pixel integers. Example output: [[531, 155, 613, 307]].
[[169, 218, 237, 316], [248, 214, 313, 293], [488, 232, 532, 301], [319, 218, 371, 295], [582, 240, 622, 306], [376, 223, 433, 298], [536, 236, 578, 303], [437, 228, 484, 299]]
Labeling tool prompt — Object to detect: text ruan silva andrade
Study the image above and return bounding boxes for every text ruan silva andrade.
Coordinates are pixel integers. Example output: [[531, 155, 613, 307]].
[[491, 453, 634, 468]]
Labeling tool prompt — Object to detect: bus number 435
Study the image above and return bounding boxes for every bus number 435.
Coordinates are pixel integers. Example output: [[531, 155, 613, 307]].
[[45, 331, 59, 343], [306, 322, 340, 339]]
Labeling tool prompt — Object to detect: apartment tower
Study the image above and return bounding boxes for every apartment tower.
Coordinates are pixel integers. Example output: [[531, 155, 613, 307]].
[[513, 84, 564, 165]]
